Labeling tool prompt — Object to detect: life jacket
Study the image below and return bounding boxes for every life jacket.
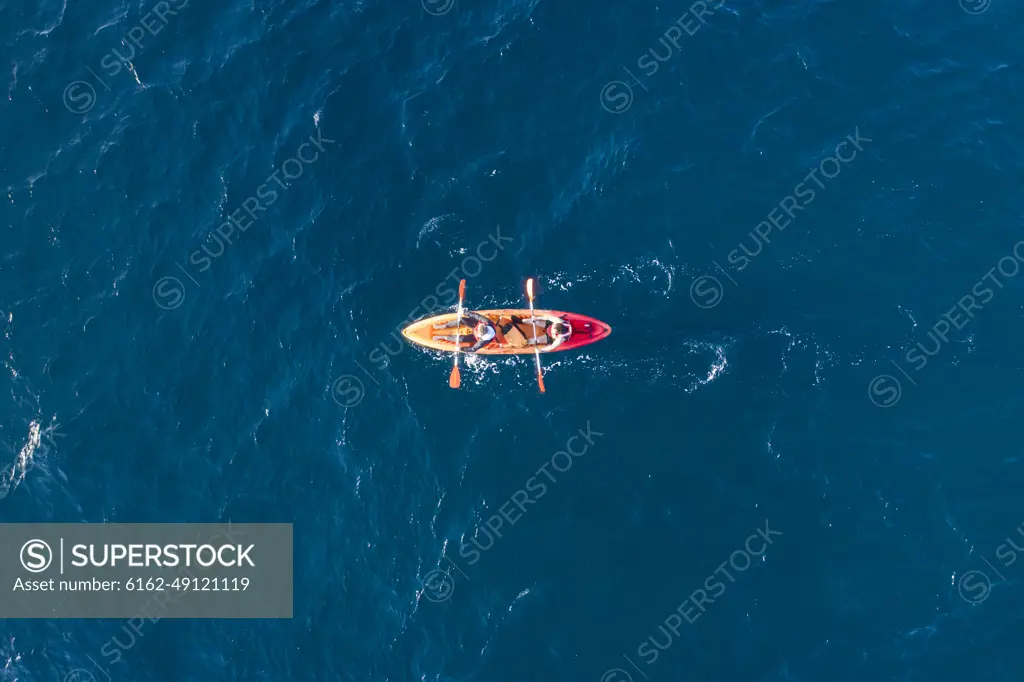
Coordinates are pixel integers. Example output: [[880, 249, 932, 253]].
[[492, 317, 508, 345], [502, 321, 529, 348], [507, 316, 549, 345], [463, 312, 498, 352]]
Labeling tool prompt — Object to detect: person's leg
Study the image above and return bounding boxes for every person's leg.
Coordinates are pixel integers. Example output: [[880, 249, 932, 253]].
[[526, 319, 548, 337], [438, 335, 472, 347], [433, 317, 465, 329]]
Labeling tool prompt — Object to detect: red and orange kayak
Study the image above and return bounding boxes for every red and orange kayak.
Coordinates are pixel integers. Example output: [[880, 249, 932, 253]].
[[402, 309, 611, 355]]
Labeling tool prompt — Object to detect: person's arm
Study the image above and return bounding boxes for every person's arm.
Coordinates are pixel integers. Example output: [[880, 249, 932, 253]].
[[464, 311, 492, 326], [465, 334, 493, 353], [545, 334, 567, 351]]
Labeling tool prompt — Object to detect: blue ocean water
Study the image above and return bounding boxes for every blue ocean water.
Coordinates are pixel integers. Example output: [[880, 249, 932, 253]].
[[4, 0, 1024, 679]]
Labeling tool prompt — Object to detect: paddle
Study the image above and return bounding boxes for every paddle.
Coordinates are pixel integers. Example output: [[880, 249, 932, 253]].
[[449, 279, 467, 389], [526, 278, 546, 393]]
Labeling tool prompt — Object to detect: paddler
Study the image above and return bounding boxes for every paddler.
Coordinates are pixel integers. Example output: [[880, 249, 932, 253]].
[[497, 315, 571, 350], [544, 319, 572, 350], [433, 312, 497, 353], [522, 318, 571, 349]]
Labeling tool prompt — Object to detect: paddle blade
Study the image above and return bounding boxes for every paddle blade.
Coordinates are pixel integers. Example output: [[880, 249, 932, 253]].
[[449, 366, 461, 389], [526, 278, 534, 300], [537, 371, 545, 393], [459, 279, 466, 300]]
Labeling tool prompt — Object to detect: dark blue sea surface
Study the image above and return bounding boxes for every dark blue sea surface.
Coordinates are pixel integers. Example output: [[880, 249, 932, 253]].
[[4, 0, 1024, 679]]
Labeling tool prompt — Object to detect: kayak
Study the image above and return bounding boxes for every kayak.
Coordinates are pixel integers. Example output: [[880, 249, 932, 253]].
[[402, 309, 612, 355]]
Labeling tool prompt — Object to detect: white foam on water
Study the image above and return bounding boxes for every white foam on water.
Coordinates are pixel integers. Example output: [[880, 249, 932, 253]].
[[509, 587, 531, 612], [544, 256, 676, 297], [416, 213, 458, 249], [0, 420, 41, 500]]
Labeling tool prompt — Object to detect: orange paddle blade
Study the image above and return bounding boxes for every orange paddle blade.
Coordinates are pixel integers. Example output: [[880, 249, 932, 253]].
[[449, 366, 461, 388], [526, 278, 534, 300], [537, 372, 545, 393], [459, 279, 466, 299]]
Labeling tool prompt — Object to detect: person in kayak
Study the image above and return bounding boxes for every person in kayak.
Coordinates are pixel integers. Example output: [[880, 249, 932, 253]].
[[502, 315, 570, 350], [433, 312, 497, 352], [544, 319, 572, 350], [471, 320, 496, 348], [523, 317, 570, 349]]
